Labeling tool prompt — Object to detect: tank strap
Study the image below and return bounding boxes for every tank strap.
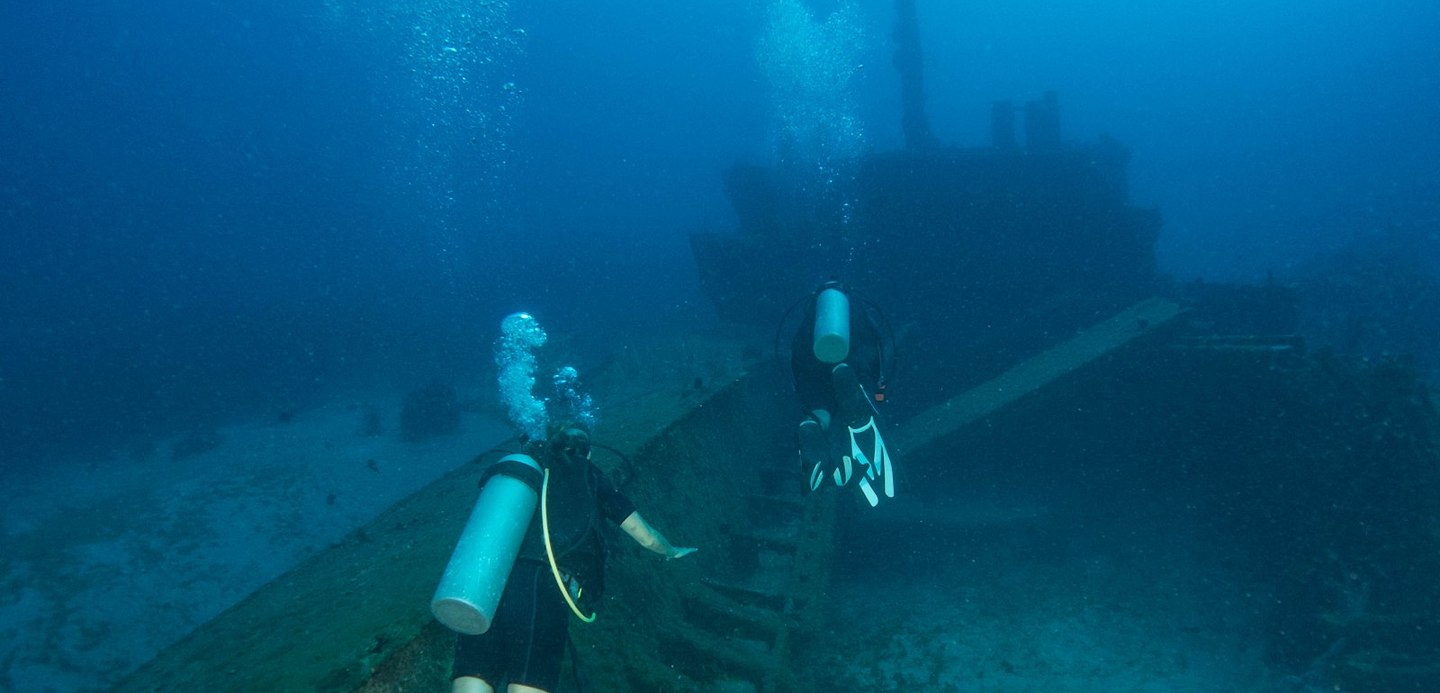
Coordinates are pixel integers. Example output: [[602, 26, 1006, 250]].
[[478, 457, 544, 493]]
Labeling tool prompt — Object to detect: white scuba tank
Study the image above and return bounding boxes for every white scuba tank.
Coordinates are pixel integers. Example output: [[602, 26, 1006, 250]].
[[812, 286, 851, 364], [431, 453, 542, 635]]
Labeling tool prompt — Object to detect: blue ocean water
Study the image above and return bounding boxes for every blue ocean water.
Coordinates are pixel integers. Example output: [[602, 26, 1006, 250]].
[[1, 1, 1438, 689], [3, 0, 1437, 466]]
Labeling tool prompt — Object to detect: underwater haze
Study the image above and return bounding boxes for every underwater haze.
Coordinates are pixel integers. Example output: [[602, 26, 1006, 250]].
[[2, 0, 1439, 690], [4, 0, 1438, 465]]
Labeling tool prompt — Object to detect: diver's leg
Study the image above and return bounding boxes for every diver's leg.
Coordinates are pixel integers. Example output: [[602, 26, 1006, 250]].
[[831, 363, 894, 505], [830, 363, 879, 427], [507, 565, 567, 693], [451, 630, 500, 693], [798, 409, 832, 493], [452, 677, 495, 693]]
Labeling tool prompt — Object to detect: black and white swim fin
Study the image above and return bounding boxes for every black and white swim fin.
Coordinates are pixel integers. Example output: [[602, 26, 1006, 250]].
[[846, 416, 894, 507], [831, 363, 895, 507]]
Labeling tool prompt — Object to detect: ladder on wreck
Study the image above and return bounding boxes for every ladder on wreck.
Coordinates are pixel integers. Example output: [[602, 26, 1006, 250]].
[[662, 466, 840, 692]]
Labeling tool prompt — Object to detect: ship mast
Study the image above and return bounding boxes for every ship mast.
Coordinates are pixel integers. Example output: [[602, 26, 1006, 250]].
[[894, 0, 937, 150]]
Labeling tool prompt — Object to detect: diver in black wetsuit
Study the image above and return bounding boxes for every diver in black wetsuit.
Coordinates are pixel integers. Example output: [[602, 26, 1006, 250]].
[[451, 423, 694, 693], [789, 281, 896, 506]]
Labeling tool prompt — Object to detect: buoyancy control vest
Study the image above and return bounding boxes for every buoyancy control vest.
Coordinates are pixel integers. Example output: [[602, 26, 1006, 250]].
[[516, 453, 607, 601]]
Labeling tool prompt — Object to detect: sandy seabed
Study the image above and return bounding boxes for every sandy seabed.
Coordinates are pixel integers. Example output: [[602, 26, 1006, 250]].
[[0, 390, 509, 693], [820, 511, 1287, 693]]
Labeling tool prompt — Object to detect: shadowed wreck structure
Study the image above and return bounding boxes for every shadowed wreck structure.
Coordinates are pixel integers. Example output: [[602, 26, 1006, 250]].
[[115, 4, 1440, 691]]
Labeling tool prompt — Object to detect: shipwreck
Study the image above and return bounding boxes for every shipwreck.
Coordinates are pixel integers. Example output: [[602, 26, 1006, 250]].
[[116, 2, 1439, 691]]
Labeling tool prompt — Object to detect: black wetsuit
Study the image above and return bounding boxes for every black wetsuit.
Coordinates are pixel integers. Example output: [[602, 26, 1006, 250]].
[[452, 454, 635, 691]]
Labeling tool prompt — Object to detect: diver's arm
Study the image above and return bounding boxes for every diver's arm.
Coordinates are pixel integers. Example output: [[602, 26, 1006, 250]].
[[619, 511, 697, 559]]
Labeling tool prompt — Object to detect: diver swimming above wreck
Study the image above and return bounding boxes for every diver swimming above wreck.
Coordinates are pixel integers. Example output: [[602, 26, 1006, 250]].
[[433, 312, 696, 693], [783, 281, 897, 506]]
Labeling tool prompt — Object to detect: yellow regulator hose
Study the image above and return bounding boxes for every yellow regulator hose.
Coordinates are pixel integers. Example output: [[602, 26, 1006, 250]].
[[541, 468, 597, 623]]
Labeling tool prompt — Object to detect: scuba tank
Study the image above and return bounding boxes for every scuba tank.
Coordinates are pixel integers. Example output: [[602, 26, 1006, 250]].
[[812, 285, 851, 364], [431, 453, 544, 635]]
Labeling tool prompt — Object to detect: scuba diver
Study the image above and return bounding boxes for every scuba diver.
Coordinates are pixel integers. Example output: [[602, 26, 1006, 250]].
[[785, 280, 897, 506], [432, 313, 695, 693], [449, 423, 694, 693]]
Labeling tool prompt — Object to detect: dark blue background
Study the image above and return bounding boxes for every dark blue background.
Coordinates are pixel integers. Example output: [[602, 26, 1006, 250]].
[[2, 0, 1437, 464]]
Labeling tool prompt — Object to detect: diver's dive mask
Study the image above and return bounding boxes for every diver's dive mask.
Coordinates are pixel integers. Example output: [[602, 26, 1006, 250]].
[[549, 427, 592, 464]]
